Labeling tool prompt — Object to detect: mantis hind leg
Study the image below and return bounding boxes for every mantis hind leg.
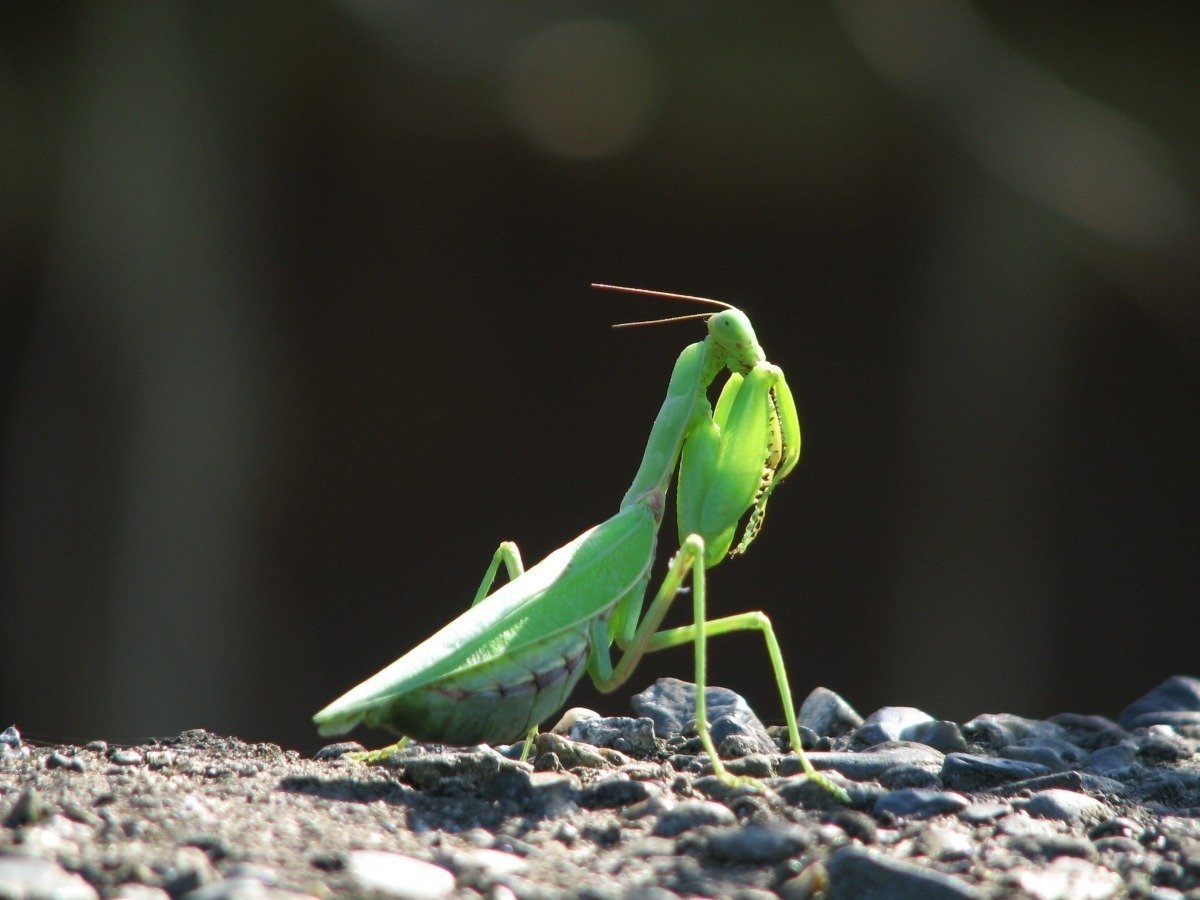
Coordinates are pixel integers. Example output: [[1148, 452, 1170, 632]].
[[472, 541, 525, 606], [350, 735, 411, 764], [592, 534, 847, 800]]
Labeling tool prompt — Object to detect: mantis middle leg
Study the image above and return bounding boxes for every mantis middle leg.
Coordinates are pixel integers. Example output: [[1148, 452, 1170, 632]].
[[471, 541, 525, 606], [590, 534, 848, 800]]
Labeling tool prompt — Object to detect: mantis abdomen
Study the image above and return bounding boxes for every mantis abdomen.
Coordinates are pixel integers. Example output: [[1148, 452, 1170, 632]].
[[350, 624, 594, 745]]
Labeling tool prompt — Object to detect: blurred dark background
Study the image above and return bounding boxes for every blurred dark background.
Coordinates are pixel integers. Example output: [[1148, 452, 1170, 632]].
[[2, 2, 1198, 752]]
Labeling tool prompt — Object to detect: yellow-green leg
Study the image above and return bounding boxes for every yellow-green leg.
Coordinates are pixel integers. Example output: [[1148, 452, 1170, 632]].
[[592, 534, 847, 801]]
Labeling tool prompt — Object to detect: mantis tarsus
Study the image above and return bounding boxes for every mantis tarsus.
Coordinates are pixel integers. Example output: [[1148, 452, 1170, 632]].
[[314, 284, 847, 800]]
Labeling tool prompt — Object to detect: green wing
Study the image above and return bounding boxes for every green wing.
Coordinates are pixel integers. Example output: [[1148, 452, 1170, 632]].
[[313, 504, 656, 732]]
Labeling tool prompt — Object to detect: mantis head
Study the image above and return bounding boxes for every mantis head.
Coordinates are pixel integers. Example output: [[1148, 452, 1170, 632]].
[[705, 308, 766, 374]]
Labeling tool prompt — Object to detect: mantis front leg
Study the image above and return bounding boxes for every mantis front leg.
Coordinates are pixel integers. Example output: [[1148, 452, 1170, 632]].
[[590, 535, 849, 801]]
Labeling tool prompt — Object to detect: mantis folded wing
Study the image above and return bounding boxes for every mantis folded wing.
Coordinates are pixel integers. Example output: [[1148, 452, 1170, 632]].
[[314, 285, 847, 801]]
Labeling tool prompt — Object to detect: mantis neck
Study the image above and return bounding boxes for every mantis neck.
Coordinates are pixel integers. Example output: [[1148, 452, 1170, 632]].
[[619, 338, 720, 516]]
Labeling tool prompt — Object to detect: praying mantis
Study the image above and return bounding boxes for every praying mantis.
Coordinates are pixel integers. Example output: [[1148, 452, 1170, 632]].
[[314, 284, 846, 800]]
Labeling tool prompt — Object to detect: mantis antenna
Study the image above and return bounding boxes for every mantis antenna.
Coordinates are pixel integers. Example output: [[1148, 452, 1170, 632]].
[[591, 283, 735, 329]]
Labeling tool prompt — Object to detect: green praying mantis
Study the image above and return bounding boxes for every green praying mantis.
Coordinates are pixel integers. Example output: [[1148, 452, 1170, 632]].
[[314, 284, 846, 801]]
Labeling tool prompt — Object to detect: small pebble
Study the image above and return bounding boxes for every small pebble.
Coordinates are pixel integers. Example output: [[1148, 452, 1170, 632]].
[[581, 776, 652, 809], [874, 788, 968, 819], [451, 848, 529, 878], [0, 725, 29, 759], [999, 745, 1070, 772], [1011, 856, 1122, 899], [346, 851, 455, 900], [879, 764, 941, 790], [825, 845, 983, 899], [1083, 742, 1138, 776], [906, 720, 969, 754], [551, 707, 600, 734], [793, 743, 944, 780], [47, 750, 86, 772], [704, 824, 810, 865], [653, 799, 735, 836], [111, 749, 144, 766], [571, 716, 658, 756], [854, 707, 935, 746], [940, 753, 1050, 790], [313, 742, 364, 760], [631, 678, 773, 749], [1119, 675, 1200, 730], [799, 687, 863, 737], [959, 802, 1010, 823], [1019, 789, 1113, 826], [1138, 729, 1192, 763], [0, 857, 97, 900]]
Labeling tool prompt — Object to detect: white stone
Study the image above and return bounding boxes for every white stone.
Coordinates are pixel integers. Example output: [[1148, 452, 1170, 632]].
[[346, 851, 455, 900]]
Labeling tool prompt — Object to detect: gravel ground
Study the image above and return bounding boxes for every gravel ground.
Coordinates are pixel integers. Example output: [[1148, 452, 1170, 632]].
[[4, 675, 1200, 899]]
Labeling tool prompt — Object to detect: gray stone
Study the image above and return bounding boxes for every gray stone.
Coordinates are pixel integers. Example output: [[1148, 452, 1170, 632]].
[[999, 744, 1070, 772], [570, 715, 658, 756], [878, 764, 941, 790], [1119, 675, 1200, 729], [1019, 789, 1113, 825], [940, 753, 1050, 790], [531, 732, 614, 769], [0, 857, 97, 900], [962, 713, 1068, 749], [825, 845, 983, 899], [793, 742, 944, 780], [652, 799, 735, 836], [992, 770, 1128, 797], [854, 707, 935, 745], [581, 776, 652, 809], [1138, 728, 1193, 763], [47, 751, 86, 772], [1082, 742, 1138, 777], [630, 678, 773, 748], [346, 851, 455, 899], [446, 847, 529, 879], [874, 788, 969, 819], [799, 687, 863, 737], [959, 801, 1010, 823], [710, 714, 776, 755], [313, 741, 363, 760], [182, 877, 302, 899], [111, 887, 171, 900], [163, 847, 220, 897], [110, 749, 144, 766], [1, 725, 29, 760], [703, 824, 811, 865], [3, 786, 43, 826], [906, 720, 969, 754], [1007, 832, 1097, 862]]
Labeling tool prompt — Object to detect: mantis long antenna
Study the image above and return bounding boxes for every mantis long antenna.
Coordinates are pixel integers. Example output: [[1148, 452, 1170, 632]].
[[592, 283, 734, 329], [591, 283, 734, 311], [611, 312, 713, 329]]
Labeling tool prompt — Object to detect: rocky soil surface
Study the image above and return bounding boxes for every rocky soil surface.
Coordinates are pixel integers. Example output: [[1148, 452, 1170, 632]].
[[4, 675, 1200, 899]]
